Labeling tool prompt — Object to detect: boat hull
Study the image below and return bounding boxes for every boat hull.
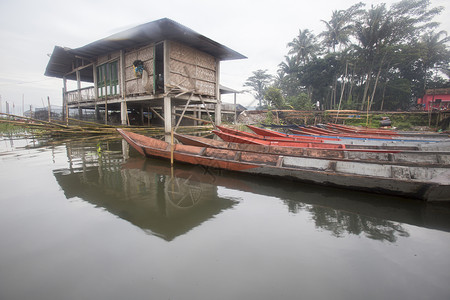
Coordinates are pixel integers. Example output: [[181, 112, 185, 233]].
[[118, 129, 450, 202], [174, 133, 450, 165]]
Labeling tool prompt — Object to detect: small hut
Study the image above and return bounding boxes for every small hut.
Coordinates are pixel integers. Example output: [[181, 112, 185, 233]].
[[417, 88, 450, 111], [45, 18, 246, 132]]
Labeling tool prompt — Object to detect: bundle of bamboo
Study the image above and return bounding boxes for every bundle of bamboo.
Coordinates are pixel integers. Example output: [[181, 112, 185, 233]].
[[0, 113, 213, 138]]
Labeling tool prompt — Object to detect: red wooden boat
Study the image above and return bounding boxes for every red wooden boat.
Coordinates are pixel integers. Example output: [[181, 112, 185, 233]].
[[117, 129, 450, 202], [289, 128, 401, 140], [216, 126, 428, 150], [327, 123, 399, 136], [217, 125, 337, 142], [294, 126, 340, 136], [174, 133, 450, 164], [244, 125, 339, 141], [246, 124, 406, 141], [213, 129, 346, 149]]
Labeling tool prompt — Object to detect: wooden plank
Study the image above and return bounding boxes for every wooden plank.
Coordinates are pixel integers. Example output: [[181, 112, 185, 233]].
[[174, 92, 194, 131], [149, 107, 165, 122], [173, 112, 212, 124]]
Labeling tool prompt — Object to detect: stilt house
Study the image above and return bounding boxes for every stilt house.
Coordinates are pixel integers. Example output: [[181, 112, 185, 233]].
[[44, 18, 246, 132]]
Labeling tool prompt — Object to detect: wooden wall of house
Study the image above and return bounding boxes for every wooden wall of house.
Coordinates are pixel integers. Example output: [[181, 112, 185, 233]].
[[169, 41, 217, 97], [93, 41, 217, 98], [124, 44, 154, 96], [97, 51, 120, 65]]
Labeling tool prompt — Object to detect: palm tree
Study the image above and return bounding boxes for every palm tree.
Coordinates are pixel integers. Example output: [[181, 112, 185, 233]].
[[277, 56, 303, 97], [320, 3, 364, 53], [287, 29, 320, 65], [278, 55, 299, 75], [353, 0, 444, 110], [353, 4, 391, 110], [419, 30, 450, 90]]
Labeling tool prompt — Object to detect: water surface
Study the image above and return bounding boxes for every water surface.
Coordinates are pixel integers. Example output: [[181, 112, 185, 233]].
[[1, 135, 450, 300]]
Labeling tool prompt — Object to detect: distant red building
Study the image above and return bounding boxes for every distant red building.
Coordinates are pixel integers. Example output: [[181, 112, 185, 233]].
[[417, 88, 450, 110]]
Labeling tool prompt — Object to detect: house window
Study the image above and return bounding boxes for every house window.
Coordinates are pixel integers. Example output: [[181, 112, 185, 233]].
[[97, 61, 119, 97]]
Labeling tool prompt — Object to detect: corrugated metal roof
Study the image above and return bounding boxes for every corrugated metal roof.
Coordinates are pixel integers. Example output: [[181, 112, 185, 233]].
[[219, 84, 241, 94], [45, 18, 246, 79]]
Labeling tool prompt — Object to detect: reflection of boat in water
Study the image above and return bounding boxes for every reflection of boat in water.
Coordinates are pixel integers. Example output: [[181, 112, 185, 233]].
[[127, 156, 450, 240], [54, 139, 450, 244]]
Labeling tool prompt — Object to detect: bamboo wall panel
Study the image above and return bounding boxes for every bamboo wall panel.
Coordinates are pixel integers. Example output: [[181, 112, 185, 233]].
[[169, 41, 217, 97], [97, 51, 120, 64], [125, 75, 152, 94], [196, 80, 216, 97], [170, 73, 192, 90], [124, 44, 154, 95], [197, 52, 216, 70], [196, 67, 215, 83], [170, 42, 197, 64], [126, 80, 138, 94]]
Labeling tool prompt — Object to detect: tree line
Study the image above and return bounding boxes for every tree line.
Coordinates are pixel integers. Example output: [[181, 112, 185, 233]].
[[244, 0, 450, 111]]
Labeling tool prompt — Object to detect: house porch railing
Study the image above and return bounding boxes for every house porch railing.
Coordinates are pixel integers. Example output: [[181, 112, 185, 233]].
[[66, 86, 95, 104]]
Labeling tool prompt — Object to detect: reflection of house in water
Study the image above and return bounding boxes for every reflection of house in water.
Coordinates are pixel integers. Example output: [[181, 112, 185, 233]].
[[54, 142, 238, 241]]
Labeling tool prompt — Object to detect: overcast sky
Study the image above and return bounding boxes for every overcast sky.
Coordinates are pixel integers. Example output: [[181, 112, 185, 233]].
[[0, 0, 449, 112]]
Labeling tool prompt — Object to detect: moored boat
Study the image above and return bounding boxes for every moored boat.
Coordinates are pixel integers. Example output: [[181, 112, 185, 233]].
[[118, 129, 450, 202], [217, 125, 337, 141], [217, 125, 432, 150], [289, 128, 441, 141], [213, 129, 347, 149], [326, 123, 400, 136], [174, 133, 450, 165]]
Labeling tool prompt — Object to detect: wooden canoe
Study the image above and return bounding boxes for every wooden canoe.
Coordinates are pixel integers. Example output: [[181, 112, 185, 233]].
[[217, 125, 338, 142], [215, 127, 422, 151], [213, 129, 347, 149], [118, 129, 450, 202], [174, 133, 450, 166], [228, 125, 447, 147], [326, 123, 399, 136]]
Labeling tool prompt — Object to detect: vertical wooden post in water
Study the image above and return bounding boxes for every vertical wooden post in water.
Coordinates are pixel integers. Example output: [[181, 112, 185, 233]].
[[47, 96, 51, 122], [170, 127, 174, 167], [234, 92, 237, 124], [104, 70, 108, 125], [366, 96, 371, 127], [63, 76, 68, 125]]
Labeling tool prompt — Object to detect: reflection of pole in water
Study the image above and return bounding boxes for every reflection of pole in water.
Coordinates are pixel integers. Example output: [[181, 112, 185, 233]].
[[121, 139, 129, 160], [66, 143, 73, 173]]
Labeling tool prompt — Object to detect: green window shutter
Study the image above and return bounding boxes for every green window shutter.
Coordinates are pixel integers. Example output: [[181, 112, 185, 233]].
[[97, 60, 119, 97]]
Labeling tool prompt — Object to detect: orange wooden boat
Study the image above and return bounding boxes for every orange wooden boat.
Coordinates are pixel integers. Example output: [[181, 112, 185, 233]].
[[213, 129, 346, 149], [217, 125, 338, 142], [117, 129, 450, 201]]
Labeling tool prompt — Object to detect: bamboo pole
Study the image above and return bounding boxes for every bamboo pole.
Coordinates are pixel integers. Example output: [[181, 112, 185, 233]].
[[173, 112, 212, 124], [68, 118, 115, 128], [198, 95, 215, 127], [170, 127, 174, 167], [0, 113, 68, 128], [47, 96, 51, 122], [149, 107, 165, 122], [174, 92, 194, 131]]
